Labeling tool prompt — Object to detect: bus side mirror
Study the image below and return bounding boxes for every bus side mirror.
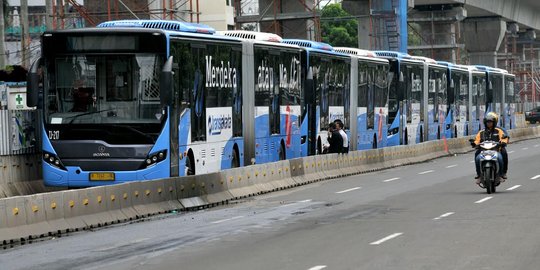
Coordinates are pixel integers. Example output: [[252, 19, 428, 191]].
[[450, 79, 455, 89], [27, 58, 41, 108], [488, 80, 493, 90], [160, 56, 174, 106], [399, 71, 404, 82]]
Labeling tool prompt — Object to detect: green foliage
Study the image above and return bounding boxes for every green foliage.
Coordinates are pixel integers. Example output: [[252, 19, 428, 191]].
[[320, 4, 358, 47]]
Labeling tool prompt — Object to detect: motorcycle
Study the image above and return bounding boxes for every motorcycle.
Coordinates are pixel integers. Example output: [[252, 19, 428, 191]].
[[470, 139, 501, 194]]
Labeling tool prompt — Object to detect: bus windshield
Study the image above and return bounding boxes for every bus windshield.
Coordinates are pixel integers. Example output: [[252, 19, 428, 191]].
[[44, 54, 162, 125]]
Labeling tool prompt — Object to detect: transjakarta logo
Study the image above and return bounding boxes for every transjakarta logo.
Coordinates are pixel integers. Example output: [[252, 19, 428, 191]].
[[208, 114, 232, 136], [205, 56, 237, 89]]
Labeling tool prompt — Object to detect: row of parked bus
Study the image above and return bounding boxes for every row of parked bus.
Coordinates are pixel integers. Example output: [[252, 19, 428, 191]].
[[26, 20, 521, 187]]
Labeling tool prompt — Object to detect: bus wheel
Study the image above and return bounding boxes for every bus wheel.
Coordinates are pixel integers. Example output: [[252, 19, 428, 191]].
[[231, 146, 240, 168], [279, 142, 286, 160], [185, 151, 195, 176]]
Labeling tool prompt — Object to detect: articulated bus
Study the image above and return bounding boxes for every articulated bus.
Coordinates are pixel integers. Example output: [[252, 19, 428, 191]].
[[282, 39, 351, 156], [475, 65, 505, 122], [218, 31, 304, 165], [469, 65, 487, 134], [27, 21, 314, 187], [437, 62, 471, 138], [334, 47, 390, 150], [503, 71, 517, 130], [373, 51, 425, 146], [410, 56, 449, 141]]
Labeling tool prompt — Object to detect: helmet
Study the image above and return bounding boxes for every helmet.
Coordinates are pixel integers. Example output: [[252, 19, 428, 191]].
[[484, 112, 499, 127]]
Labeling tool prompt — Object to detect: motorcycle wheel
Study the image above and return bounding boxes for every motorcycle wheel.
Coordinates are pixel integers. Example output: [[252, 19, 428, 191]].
[[484, 167, 493, 194]]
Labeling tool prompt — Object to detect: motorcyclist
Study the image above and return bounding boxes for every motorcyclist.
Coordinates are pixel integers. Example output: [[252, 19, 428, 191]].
[[472, 112, 508, 185]]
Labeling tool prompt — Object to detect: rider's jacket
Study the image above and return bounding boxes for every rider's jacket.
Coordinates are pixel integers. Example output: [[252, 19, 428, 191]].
[[474, 127, 509, 146]]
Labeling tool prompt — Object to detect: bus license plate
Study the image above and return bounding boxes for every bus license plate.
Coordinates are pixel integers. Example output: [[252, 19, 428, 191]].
[[89, 172, 115, 181]]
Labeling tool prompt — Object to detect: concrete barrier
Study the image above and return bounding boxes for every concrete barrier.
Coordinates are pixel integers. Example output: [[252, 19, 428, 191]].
[[1, 126, 540, 245]]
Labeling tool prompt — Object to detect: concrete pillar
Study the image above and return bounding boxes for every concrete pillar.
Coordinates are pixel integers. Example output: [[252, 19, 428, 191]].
[[342, 0, 370, 49], [463, 18, 506, 67]]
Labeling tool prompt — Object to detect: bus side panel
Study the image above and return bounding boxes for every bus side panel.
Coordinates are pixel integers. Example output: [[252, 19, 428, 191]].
[[177, 108, 191, 177], [254, 106, 270, 164], [387, 108, 400, 147]]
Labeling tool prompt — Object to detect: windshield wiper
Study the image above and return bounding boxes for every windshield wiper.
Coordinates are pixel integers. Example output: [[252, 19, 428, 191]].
[[66, 109, 116, 124]]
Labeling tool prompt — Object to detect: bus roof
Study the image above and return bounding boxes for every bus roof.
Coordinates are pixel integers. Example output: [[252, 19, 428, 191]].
[[282, 39, 333, 51], [97, 20, 216, 34], [218, 30, 283, 43], [373, 50, 411, 59], [334, 47, 375, 57], [409, 55, 437, 63]]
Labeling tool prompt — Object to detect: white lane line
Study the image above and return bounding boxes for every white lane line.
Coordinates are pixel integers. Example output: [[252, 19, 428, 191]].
[[475, 197, 493, 204], [446, 164, 458, 168], [383, 177, 400, 182], [522, 147, 529, 150], [506, 185, 521, 191], [531, 175, 540, 180], [370, 233, 404, 245], [534, 144, 539, 148], [418, 170, 434, 175], [433, 212, 455, 220], [507, 150, 515, 154], [298, 199, 313, 203], [470, 160, 475, 163], [336, 187, 362, 194], [211, 216, 244, 224], [308, 266, 327, 270]]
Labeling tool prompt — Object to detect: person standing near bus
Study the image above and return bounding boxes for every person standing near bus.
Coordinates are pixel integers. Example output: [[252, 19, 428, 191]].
[[334, 119, 349, 153], [325, 122, 343, 154]]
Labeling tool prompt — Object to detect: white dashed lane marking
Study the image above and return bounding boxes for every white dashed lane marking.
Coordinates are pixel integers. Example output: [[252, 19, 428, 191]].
[[475, 197, 493, 204], [370, 233, 404, 245]]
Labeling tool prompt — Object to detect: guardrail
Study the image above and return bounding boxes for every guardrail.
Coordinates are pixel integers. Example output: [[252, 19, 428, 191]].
[[1, 126, 539, 245]]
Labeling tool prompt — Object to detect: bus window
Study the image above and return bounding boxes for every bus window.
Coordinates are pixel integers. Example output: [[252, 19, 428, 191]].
[[171, 40, 242, 142]]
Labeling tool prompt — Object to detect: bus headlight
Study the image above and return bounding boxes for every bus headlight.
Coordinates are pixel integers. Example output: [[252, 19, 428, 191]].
[[387, 127, 399, 136], [141, 150, 167, 169], [43, 151, 66, 170]]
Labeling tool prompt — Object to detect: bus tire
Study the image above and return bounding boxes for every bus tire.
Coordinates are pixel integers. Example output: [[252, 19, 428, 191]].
[[186, 150, 195, 176], [231, 145, 240, 169], [279, 141, 286, 160]]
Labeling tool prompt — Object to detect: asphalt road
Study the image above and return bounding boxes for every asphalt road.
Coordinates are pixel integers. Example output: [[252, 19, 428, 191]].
[[2, 137, 540, 270]]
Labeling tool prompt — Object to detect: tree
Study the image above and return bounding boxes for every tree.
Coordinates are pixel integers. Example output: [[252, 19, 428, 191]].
[[320, 4, 358, 47]]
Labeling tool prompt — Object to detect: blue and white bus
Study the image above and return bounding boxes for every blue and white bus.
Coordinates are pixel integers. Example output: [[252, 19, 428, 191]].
[[334, 47, 390, 149], [468, 65, 487, 134], [219, 31, 304, 164], [374, 51, 425, 146], [410, 56, 449, 141], [27, 20, 313, 186], [475, 65, 505, 122], [282, 39, 351, 155], [503, 71, 518, 130], [436, 62, 471, 138]]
